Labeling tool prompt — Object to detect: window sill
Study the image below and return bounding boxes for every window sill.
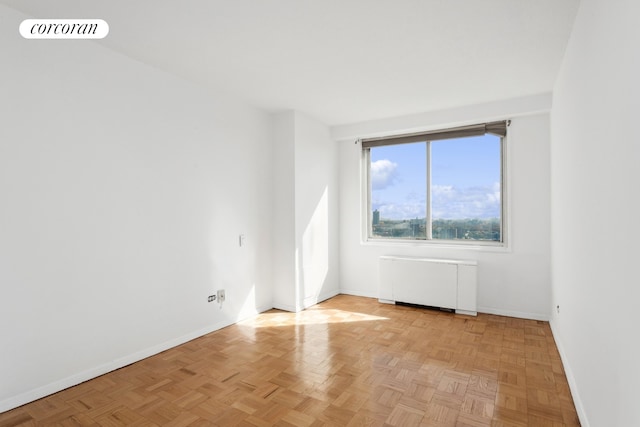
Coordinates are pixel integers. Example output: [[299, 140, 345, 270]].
[[362, 238, 510, 253]]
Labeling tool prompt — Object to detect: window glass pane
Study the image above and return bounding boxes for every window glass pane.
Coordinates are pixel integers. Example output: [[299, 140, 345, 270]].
[[431, 135, 501, 241], [370, 142, 427, 239]]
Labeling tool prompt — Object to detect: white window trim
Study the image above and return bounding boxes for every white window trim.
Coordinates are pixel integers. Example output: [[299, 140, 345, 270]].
[[360, 129, 511, 252]]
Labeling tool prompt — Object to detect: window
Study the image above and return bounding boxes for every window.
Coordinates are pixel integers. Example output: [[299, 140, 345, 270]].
[[363, 121, 508, 245]]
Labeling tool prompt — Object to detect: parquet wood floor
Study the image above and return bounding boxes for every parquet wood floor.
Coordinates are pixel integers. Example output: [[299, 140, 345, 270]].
[[0, 295, 580, 426]]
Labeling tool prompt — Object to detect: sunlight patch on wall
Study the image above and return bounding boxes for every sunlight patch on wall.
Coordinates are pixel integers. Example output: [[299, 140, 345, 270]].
[[300, 187, 330, 302]]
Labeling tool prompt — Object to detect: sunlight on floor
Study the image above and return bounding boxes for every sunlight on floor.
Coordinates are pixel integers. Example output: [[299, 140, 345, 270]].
[[239, 307, 389, 328]]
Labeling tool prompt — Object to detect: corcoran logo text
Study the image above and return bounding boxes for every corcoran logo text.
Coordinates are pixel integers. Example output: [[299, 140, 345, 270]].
[[20, 19, 109, 39]]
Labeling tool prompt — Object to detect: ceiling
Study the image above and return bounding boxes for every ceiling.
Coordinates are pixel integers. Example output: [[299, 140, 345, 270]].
[[1, 0, 580, 126]]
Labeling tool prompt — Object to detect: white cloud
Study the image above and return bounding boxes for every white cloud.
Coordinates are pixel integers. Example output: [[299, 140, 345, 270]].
[[376, 202, 426, 220], [432, 185, 454, 197], [372, 180, 501, 220], [432, 182, 501, 219], [370, 159, 398, 190]]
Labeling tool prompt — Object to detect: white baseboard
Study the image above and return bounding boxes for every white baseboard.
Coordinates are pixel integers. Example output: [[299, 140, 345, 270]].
[[477, 306, 549, 321], [349, 295, 546, 321], [338, 289, 377, 299], [273, 289, 341, 313], [341, 295, 550, 321], [272, 302, 299, 312], [549, 320, 589, 427], [302, 288, 340, 309], [455, 309, 477, 316]]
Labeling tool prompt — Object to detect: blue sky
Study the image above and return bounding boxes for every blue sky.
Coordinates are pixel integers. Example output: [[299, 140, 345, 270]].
[[370, 135, 501, 220]]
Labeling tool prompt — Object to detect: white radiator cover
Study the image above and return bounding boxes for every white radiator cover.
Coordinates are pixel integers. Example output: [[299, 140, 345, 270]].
[[379, 255, 478, 316]]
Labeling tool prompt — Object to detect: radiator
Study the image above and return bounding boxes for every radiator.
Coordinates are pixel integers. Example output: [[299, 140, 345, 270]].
[[379, 256, 477, 316]]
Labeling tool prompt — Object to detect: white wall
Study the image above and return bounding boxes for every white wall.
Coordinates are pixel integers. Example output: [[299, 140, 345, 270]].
[[294, 112, 340, 309], [0, 5, 274, 411], [550, 0, 640, 425], [272, 112, 297, 311], [272, 111, 340, 312], [336, 98, 552, 320]]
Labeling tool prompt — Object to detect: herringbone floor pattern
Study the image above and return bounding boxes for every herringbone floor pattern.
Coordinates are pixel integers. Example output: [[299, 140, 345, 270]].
[[0, 295, 579, 426]]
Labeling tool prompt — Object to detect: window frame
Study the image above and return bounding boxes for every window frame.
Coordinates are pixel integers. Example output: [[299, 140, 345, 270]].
[[361, 122, 509, 248]]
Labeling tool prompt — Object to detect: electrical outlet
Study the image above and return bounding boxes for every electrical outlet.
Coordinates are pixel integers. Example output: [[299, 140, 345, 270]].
[[207, 295, 216, 303], [217, 289, 225, 303]]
